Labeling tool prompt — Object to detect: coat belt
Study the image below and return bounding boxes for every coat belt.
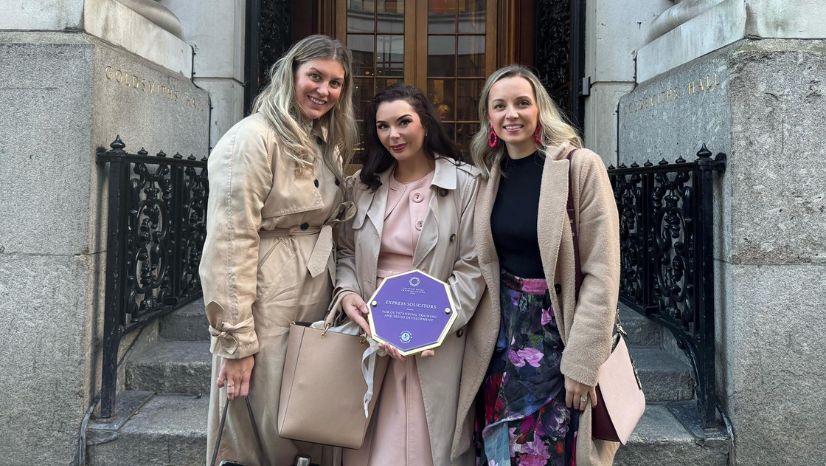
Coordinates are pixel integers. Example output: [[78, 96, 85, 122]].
[[259, 225, 332, 278], [257, 201, 355, 279]]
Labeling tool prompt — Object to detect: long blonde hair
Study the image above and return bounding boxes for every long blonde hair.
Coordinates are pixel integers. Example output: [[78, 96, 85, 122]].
[[252, 35, 358, 177], [470, 65, 582, 178]]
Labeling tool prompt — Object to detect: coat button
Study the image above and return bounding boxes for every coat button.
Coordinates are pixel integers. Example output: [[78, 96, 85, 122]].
[[554, 283, 562, 295], [415, 220, 423, 231], [456, 329, 464, 337], [412, 192, 423, 203], [314, 179, 319, 187], [300, 222, 309, 231], [335, 179, 340, 186], [449, 233, 456, 242], [437, 187, 448, 197]]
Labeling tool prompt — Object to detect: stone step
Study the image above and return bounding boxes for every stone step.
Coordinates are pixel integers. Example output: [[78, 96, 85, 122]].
[[88, 394, 208, 466], [616, 404, 729, 465], [126, 340, 211, 396], [160, 300, 209, 341], [618, 303, 662, 347], [630, 346, 695, 402], [88, 396, 728, 466], [126, 340, 692, 402]]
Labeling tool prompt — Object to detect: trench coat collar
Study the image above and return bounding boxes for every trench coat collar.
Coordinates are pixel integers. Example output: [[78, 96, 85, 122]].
[[310, 119, 327, 145], [355, 155, 460, 233], [353, 155, 461, 269], [431, 155, 459, 190]]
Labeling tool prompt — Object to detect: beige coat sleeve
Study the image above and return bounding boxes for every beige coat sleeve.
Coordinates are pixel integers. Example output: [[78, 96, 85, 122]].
[[560, 149, 620, 386], [332, 175, 363, 305], [448, 173, 486, 332], [199, 121, 273, 359]]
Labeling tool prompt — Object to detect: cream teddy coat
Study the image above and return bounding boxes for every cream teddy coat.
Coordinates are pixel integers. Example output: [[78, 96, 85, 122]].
[[452, 143, 621, 465]]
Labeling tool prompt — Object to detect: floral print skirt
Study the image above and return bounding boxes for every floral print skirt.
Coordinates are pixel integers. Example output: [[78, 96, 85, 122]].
[[476, 269, 579, 466]]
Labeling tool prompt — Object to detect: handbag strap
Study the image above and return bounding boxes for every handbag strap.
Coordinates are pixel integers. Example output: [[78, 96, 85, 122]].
[[565, 150, 625, 339], [209, 394, 271, 466]]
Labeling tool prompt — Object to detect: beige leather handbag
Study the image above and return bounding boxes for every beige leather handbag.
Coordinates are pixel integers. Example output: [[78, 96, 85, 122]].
[[592, 332, 646, 444], [278, 309, 388, 449]]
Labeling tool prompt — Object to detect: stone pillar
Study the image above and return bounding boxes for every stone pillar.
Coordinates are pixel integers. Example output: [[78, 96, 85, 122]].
[[618, 36, 826, 466], [161, 0, 247, 148], [582, 0, 673, 164], [0, 2, 208, 463]]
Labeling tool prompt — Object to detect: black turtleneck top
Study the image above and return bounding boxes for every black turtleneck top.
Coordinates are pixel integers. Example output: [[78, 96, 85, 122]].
[[490, 151, 546, 279]]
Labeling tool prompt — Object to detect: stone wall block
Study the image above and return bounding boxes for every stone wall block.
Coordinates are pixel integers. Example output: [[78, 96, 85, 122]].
[[0, 0, 84, 30], [0, 36, 95, 256], [0, 253, 95, 464], [618, 50, 732, 166], [727, 40, 826, 265], [726, 264, 826, 465]]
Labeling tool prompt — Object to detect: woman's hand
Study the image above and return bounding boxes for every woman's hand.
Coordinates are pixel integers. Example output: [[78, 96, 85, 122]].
[[341, 292, 371, 335], [564, 375, 598, 411], [217, 355, 255, 400], [377, 343, 435, 360]]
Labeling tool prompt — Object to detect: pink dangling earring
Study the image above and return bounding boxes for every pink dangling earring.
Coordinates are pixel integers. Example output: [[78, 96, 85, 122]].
[[534, 125, 543, 145], [488, 125, 500, 148]]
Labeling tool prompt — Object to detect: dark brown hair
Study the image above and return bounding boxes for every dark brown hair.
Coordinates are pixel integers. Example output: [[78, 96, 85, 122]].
[[360, 84, 461, 191]]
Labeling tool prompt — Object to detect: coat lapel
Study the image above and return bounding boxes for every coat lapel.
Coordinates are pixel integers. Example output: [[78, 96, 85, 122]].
[[412, 157, 455, 269], [355, 172, 391, 292], [474, 162, 501, 288], [537, 144, 574, 330]]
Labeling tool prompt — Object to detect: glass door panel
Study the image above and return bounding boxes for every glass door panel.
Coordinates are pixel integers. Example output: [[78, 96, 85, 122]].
[[339, 0, 492, 160], [427, 0, 486, 156]]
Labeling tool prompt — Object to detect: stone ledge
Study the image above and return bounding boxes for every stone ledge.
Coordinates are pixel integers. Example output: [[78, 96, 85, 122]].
[[616, 404, 729, 465], [630, 347, 696, 402], [159, 300, 209, 341], [637, 0, 747, 83], [638, 0, 826, 83], [87, 394, 207, 466], [126, 340, 211, 396], [84, 0, 192, 76]]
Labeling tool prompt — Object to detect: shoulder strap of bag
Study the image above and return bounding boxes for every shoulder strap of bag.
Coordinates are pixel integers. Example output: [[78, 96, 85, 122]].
[[565, 150, 625, 340], [210, 395, 271, 466], [566, 150, 583, 298]]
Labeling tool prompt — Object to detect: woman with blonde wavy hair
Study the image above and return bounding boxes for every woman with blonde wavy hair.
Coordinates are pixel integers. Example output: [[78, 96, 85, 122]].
[[454, 65, 621, 465], [200, 34, 357, 465]]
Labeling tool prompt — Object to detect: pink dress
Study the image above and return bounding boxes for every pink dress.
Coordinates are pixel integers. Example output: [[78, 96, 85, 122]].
[[343, 171, 435, 466]]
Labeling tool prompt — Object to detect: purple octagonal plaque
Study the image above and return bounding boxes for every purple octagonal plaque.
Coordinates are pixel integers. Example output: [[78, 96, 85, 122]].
[[367, 270, 456, 355]]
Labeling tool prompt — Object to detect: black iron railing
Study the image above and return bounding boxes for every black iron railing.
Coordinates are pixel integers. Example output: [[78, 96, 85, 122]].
[[608, 145, 726, 426], [96, 136, 208, 418]]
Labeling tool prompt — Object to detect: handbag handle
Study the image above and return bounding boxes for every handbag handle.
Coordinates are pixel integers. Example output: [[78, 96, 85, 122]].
[[209, 394, 271, 466]]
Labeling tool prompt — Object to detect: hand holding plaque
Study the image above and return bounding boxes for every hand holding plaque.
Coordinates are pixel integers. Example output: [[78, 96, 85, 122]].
[[367, 270, 457, 356]]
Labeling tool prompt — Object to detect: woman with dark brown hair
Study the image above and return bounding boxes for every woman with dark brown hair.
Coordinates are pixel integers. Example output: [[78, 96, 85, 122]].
[[333, 84, 486, 465]]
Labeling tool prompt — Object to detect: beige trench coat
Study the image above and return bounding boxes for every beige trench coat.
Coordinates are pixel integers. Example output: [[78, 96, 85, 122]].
[[452, 143, 621, 465], [200, 113, 347, 466], [333, 157, 486, 466]]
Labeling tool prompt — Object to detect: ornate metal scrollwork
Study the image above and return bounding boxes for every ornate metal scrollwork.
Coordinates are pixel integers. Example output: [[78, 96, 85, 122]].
[[609, 145, 726, 427], [97, 137, 208, 418]]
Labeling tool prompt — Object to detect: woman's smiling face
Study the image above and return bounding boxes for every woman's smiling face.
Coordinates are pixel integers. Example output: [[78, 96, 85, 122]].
[[294, 58, 345, 120], [375, 99, 428, 164], [487, 76, 540, 155]]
